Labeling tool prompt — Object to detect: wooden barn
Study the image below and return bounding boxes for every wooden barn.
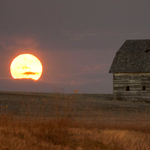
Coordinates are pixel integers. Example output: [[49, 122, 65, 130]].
[[109, 39, 150, 101]]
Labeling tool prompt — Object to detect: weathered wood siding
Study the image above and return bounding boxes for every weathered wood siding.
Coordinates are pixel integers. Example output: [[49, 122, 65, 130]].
[[113, 73, 150, 101]]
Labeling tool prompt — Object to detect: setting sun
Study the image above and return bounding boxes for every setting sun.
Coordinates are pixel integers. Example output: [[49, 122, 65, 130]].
[[10, 54, 43, 80]]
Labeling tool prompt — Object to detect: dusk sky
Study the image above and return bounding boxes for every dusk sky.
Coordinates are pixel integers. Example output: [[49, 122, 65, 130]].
[[1, 0, 150, 93]]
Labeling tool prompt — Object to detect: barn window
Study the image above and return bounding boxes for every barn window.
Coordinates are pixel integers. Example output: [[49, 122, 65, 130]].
[[142, 86, 146, 91], [126, 86, 130, 91], [144, 49, 150, 53]]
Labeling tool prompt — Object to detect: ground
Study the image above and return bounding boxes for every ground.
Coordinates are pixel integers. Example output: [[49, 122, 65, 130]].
[[0, 91, 149, 149]]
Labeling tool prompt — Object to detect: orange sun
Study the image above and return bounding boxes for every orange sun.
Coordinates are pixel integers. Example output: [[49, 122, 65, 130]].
[[10, 54, 43, 80]]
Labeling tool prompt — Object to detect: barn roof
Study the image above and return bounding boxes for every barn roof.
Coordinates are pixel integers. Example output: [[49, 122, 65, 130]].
[[109, 40, 150, 73]]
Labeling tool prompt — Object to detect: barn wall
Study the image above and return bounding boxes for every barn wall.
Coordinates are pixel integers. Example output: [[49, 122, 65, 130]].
[[113, 73, 150, 101]]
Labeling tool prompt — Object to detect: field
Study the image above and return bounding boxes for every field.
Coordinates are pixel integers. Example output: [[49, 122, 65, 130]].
[[0, 91, 150, 149]]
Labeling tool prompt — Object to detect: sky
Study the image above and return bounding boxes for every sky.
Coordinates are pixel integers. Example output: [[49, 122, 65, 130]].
[[0, 0, 150, 93]]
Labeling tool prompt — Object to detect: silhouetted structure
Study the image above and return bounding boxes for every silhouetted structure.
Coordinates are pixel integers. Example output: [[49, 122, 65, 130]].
[[109, 39, 150, 101]]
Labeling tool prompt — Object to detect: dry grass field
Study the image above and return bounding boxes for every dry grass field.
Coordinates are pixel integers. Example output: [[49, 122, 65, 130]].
[[0, 91, 150, 149]]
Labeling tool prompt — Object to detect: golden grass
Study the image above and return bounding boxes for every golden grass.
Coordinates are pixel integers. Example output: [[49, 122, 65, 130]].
[[0, 92, 150, 149], [0, 114, 149, 150]]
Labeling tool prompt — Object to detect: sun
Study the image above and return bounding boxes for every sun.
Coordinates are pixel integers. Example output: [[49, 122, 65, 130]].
[[10, 54, 43, 81]]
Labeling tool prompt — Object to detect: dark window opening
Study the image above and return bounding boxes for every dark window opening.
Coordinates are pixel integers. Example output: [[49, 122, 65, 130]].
[[126, 86, 130, 91], [144, 49, 150, 53], [142, 86, 146, 91]]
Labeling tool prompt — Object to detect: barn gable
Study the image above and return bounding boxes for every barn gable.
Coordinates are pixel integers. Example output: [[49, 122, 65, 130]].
[[109, 40, 150, 73]]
